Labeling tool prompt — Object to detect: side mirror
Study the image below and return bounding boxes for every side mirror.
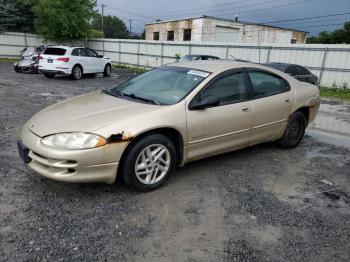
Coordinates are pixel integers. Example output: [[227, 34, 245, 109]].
[[98, 55, 103, 58], [189, 96, 220, 110]]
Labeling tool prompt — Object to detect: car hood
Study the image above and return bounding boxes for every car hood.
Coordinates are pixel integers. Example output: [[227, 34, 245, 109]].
[[27, 91, 158, 137]]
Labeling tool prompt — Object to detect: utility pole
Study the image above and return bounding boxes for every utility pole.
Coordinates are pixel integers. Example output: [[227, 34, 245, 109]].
[[129, 19, 132, 36], [101, 3, 106, 36]]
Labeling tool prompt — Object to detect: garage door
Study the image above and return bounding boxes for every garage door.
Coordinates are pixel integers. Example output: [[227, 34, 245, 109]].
[[214, 26, 240, 42]]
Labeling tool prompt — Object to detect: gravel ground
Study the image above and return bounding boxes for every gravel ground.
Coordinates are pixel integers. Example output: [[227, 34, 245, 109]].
[[0, 62, 349, 262]]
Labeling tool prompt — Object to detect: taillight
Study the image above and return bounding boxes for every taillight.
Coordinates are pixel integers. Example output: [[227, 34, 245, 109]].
[[57, 57, 70, 62]]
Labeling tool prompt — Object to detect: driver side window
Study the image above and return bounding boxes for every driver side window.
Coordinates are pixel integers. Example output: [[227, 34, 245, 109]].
[[199, 71, 247, 106], [85, 48, 98, 57]]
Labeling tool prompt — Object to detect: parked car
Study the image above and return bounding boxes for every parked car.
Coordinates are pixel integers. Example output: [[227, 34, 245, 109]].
[[14, 45, 47, 73], [263, 62, 318, 85], [38, 46, 112, 80], [176, 54, 220, 62], [18, 61, 320, 191]]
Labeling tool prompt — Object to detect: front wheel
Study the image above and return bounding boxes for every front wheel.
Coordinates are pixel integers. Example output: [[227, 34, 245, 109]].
[[120, 134, 177, 192], [276, 111, 306, 149]]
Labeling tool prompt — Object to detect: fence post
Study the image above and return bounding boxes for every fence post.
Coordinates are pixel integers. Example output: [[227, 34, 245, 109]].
[[319, 47, 329, 86], [266, 46, 272, 62], [137, 41, 140, 67], [161, 42, 164, 66], [24, 33, 28, 48], [225, 45, 229, 59], [118, 40, 121, 64], [102, 39, 105, 56]]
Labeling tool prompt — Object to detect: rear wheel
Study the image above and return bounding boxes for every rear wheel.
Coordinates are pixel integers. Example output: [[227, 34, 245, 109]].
[[103, 64, 111, 77], [120, 134, 177, 192], [276, 111, 306, 149], [44, 73, 55, 78], [72, 65, 82, 80]]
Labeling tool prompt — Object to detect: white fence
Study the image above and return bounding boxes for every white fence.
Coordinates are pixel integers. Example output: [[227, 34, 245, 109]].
[[1, 31, 350, 88]]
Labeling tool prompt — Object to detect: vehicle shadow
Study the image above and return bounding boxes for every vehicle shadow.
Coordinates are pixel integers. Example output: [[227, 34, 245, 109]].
[[40, 73, 104, 81]]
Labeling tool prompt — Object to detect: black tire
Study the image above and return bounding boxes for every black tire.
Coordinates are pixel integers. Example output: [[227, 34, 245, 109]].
[[120, 134, 177, 192], [276, 111, 306, 149], [44, 73, 55, 78], [103, 64, 111, 77], [71, 65, 83, 80]]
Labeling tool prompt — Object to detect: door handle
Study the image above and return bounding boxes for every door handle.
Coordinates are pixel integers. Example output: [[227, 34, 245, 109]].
[[241, 106, 250, 112], [285, 98, 292, 103]]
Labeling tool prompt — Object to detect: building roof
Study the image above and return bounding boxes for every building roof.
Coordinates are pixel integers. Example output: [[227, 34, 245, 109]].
[[145, 15, 308, 34]]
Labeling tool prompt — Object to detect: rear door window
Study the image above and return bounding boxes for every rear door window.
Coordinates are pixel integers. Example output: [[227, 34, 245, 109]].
[[43, 48, 67, 56], [248, 70, 290, 99], [72, 48, 86, 56]]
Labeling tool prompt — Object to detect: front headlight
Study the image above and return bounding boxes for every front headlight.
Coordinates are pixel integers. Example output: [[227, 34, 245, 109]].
[[41, 132, 106, 150]]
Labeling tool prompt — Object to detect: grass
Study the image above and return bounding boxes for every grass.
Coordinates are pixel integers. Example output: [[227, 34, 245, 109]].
[[112, 63, 150, 74], [320, 87, 350, 100], [0, 57, 18, 62]]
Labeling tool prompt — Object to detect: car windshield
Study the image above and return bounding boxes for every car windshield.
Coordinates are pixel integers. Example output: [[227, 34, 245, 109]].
[[109, 67, 210, 105]]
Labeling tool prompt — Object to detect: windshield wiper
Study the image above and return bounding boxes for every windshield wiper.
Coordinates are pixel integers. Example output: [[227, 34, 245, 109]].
[[103, 90, 160, 105], [122, 93, 161, 105]]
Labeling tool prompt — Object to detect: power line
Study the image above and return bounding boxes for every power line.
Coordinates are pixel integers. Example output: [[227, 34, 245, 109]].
[[153, 0, 287, 18], [106, 5, 158, 20], [262, 12, 350, 24], [216, 0, 313, 16], [146, 0, 256, 16], [273, 18, 350, 26]]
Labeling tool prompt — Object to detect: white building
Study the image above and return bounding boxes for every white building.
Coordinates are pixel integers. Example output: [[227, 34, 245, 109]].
[[145, 16, 308, 44]]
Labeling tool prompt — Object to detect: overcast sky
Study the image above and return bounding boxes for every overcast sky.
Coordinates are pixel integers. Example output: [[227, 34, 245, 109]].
[[97, 0, 350, 35]]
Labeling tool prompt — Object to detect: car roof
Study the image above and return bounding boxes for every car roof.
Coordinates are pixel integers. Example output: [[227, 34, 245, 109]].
[[265, 62, 302, 67], [185, 54, 220, 58], [166, 60, 267, 73], [44, 46, 85, 50]]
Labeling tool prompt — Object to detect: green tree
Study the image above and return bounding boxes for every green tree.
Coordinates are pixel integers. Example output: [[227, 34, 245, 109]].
[[307, 21, 350, 44], [0, 0, 25, 31], [16, 0, 38, 32], [91, 14, 128, 39], [33, 0, 97, 42]]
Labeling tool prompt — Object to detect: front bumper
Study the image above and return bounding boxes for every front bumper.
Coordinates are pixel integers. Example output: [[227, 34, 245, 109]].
[[19, 127, 129, 184], [14, 63, 38, 73]]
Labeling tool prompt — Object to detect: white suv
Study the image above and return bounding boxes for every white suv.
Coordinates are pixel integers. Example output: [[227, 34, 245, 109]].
[[38, 46, 112, 80]]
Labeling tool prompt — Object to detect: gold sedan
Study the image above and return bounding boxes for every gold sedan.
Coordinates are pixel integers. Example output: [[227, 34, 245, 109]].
[[18, 61, 320, 191]]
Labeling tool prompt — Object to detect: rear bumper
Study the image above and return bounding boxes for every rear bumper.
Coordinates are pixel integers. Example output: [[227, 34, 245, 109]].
[[19, 127, 128, 184], [39, 69, 70, 75]]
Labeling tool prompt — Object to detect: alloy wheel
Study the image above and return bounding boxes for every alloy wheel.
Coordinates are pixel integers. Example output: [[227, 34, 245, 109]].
[[74, 67, 82, 79], [135, 144, 171, 185]]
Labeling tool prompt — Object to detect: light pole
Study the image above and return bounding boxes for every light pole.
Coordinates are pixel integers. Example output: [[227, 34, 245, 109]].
[[101, 3, 106, 37], [129, 19, 132, 36]]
